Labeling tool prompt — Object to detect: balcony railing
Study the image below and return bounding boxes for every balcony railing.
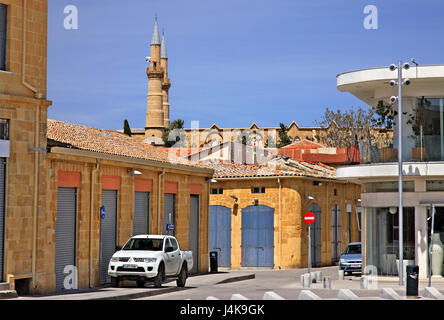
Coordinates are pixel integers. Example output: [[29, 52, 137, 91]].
[[360, 135, 444, 164]]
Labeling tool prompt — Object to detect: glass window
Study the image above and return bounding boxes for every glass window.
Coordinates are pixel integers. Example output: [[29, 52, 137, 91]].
[[122, 238, 163, 251], [426, 180, 444, 192], [344, 244, 361, 254], [0, 4, 6, 71], [170, 238, 178, 251], [0, 119, 8, 140], [363, 181, 414, 193], [251, 187, 265, 194], [415, 98, 444, 161], [365, 207, 415, 276], [210, 188, 223, 195]]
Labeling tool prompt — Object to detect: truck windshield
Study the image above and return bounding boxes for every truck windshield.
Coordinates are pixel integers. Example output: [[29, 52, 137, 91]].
[[123, 238, 164, 251]]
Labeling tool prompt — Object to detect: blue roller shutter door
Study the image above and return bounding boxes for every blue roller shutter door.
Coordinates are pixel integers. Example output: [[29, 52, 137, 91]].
[[100, 190, 117, 284], [209, 205, 231, 268], [241, 205, 274, 267]]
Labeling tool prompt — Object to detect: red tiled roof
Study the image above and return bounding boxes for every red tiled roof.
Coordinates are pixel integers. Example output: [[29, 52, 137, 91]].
[[205, 158, 336, 179], [46, 119, 208, 169]]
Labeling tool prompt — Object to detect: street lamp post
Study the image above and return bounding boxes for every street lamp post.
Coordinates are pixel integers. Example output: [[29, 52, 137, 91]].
[[388, 60, 411, 286]]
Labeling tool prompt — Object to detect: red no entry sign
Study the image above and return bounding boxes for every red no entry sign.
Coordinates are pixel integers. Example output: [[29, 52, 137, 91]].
[[303, 212, 315, 225]]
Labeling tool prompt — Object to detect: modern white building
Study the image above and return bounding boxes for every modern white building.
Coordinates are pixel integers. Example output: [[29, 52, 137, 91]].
[[336, 64, 444, 280]]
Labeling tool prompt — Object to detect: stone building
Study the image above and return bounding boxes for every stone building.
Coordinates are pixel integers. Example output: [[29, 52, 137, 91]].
[[0, 1, 213, 295], [45, 120, 213, 293], [206, 156, 361, 269], [0, 0, 52, 294]]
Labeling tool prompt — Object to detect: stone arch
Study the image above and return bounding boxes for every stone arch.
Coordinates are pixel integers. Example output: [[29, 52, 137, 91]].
[[204, 131, 223, 146]]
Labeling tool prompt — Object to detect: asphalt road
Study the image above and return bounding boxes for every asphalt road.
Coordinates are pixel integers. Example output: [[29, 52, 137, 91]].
[[136, 266, 444, 300]]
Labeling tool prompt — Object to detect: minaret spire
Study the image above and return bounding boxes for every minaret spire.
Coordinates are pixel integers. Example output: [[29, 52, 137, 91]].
[[145, 15, 165, 145], [161, 30, 168, 59], [151, 14, 160, 45]]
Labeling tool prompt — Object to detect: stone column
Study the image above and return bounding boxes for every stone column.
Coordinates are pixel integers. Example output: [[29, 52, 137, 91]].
[[415, 205, 428, 279]]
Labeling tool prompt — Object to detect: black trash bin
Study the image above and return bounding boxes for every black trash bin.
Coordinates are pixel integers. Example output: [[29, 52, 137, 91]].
[[406, 264, 419, 298], [210, 251, 218, 273]]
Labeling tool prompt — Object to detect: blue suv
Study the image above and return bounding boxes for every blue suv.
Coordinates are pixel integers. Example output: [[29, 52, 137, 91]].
[[339, 242, 362, 276]]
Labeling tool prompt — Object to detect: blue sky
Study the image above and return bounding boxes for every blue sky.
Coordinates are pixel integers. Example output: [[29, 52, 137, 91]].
[[47, 0, 444, 131]]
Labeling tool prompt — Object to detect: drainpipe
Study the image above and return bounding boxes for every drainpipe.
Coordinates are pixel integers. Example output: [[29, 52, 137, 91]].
[[23, 0, 42, 292], [157, 169, 165, 233], [22, 0, 40, 98], [89, 161, 99, 288], [278, 178, 282, 269], [31, 101, 40, 292]]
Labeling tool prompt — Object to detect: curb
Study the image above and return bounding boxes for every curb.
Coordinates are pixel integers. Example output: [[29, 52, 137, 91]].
[[96, 273, 255, 300], [94, 286, 188, 300], [0, 290, 18, 299]]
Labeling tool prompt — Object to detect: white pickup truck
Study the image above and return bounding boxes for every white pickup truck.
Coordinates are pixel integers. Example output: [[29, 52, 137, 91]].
[[108, 235, 193, 288]]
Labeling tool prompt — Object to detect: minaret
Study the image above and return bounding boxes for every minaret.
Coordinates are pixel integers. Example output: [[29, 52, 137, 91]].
[[145, 16, 165, 145], [161, 31, 171, 129]]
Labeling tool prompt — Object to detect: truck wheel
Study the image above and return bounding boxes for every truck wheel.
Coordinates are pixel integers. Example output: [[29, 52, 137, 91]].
[[110, 277, 120, 288], [154, 264, 165, 288], [176, 265, 188, 287], [136, 280, 145, 288]]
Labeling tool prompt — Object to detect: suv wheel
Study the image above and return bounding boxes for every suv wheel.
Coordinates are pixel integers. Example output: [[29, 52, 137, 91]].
[[137, 280, 145, 288], [154, 264, 165, 288], [176, 265, 188, 287], [110, 277, 120, 288]]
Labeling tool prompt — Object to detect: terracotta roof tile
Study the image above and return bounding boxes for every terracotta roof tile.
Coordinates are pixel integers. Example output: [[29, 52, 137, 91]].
[[204, 157, 336, 179], [47, 119, 208, 169]]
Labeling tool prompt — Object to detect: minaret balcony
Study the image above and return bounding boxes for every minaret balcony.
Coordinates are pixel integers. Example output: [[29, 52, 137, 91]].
[[146, 68, 164, 78]]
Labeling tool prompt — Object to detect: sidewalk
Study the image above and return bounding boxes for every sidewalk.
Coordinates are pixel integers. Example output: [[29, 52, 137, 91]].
[[11, 271, 255, 300]]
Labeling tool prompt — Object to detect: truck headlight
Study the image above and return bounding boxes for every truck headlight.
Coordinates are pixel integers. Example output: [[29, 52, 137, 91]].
[[340, 258, 347, 264], [111, 257, 119, 262], [144, 258, 157, 263]]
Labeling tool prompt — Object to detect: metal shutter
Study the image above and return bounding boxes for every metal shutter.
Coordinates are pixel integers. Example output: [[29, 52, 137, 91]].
[[209, 205, 232, 268], [188, 195, 199, 274], [241, 205, 274, 267], [133, 192, 149, 236], [331, 205, 342, 263], [100, 190, 117, 284], [0, 158, 5, 282], [55, 187, 77, 292], [309, 203, 322, 267], [163, 194, 175, 236]]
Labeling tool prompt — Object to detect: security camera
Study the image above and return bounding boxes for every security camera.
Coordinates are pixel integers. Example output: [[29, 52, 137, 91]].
[[389, 64, 397, 71], [403, 78, 411, 86], [389, 80, 397, 87], [390, 96, 398, 104], [403, 62, 410, 70]]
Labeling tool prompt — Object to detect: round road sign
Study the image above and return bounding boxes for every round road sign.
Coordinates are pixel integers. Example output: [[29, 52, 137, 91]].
[[303, 212, 315, 225]]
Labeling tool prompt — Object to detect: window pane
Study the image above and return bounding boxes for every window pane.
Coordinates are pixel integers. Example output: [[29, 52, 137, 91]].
[[0, 4, 7, 71], [363, 181, 414, 193], [417, 98, 444, 161]]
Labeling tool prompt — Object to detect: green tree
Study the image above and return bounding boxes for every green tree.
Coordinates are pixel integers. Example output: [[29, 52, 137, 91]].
[[277, 123, 292, 148], [375, 100, 397, 129], [123, 119, 132, 136], [162, 119, 186, 147]]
